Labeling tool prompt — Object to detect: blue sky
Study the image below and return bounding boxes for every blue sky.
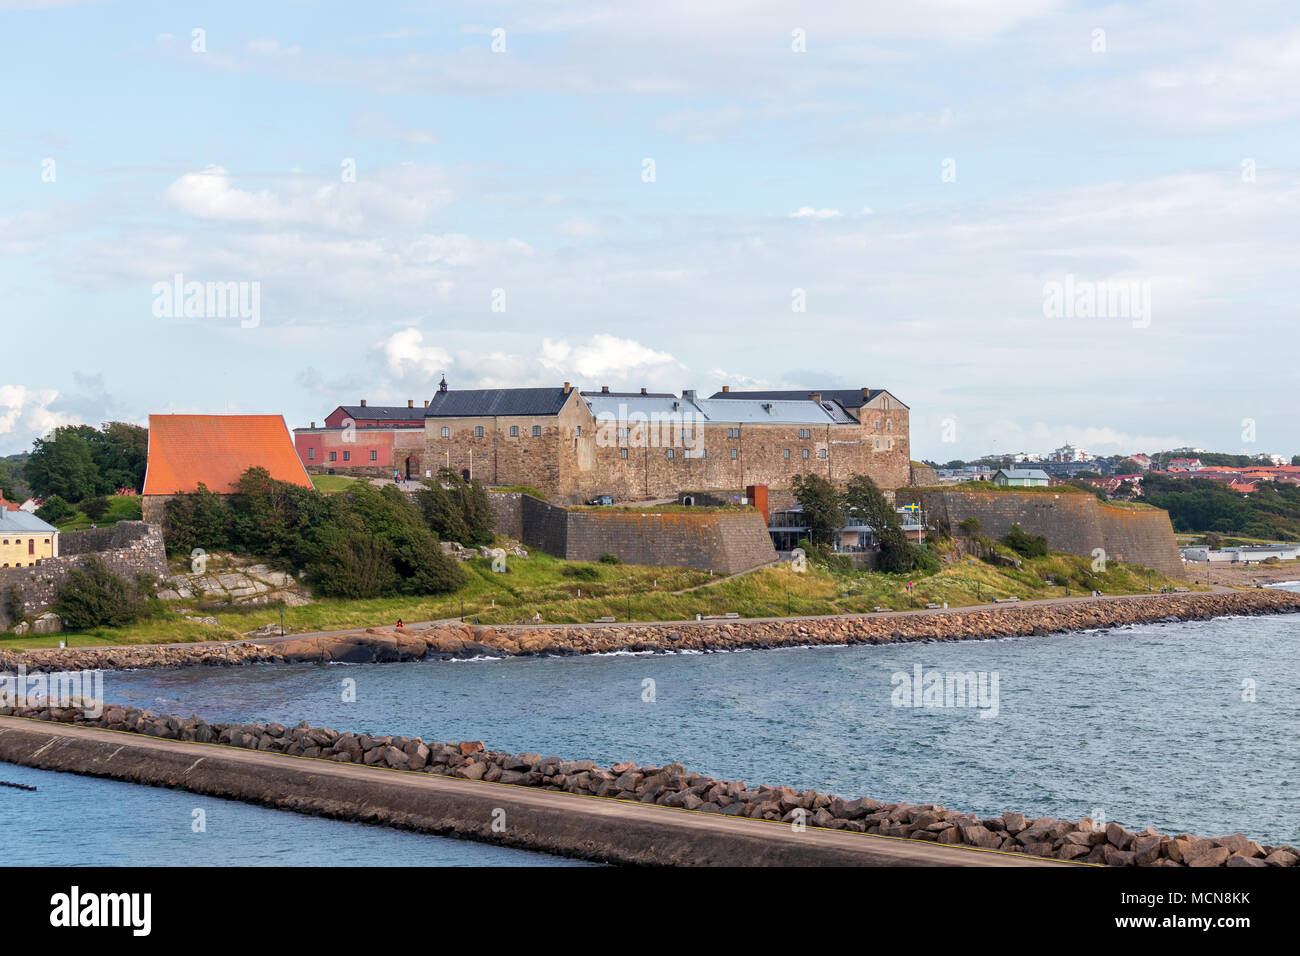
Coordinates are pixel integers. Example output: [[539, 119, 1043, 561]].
[[2, 0, 1298, 461]]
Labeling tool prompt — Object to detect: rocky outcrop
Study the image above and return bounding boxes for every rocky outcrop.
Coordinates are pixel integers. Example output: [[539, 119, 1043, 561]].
[[4, 589, 1299, 674], [157, 553, 311, 607], [3, 700, 1293, 868]]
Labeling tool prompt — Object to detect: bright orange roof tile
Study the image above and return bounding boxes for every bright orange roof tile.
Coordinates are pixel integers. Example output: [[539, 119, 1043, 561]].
[[143, 414, 314, 496]]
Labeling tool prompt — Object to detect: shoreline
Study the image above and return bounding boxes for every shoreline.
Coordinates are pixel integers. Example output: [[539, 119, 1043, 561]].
[[4, 587, 1299, 674], [2, 706, 1291, 867]]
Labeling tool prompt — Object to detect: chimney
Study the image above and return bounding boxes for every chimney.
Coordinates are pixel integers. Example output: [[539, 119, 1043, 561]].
[[640, 387, 647, 395], [809, 392, 822, 403], [563, 381, 571, 394], [861, 387, 870, 398], [423, 399, 429, 408], [407, 399, 414, 408], [360, 399, 367, 407], [310, 422, 316, 429], [601, 385, 610, 393], [722, 385, 730, 393]]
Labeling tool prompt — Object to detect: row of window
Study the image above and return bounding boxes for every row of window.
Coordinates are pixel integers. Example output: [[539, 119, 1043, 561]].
[[307, 449, 380, 462], [1, 562, 38, 568], [613, 448, 833, 461], [1, 538, 48, 554], [440, 424, 547, 438]]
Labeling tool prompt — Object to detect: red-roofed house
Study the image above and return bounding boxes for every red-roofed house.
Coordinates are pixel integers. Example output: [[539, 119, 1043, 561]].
[[142, 414, 313, 524]]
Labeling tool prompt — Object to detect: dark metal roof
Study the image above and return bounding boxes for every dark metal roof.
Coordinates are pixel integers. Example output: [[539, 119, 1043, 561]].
[[708, 388, 902, 409], [579, 391, 677, 399], [336, 405, 426, 422], [424, 388, 571, 418]]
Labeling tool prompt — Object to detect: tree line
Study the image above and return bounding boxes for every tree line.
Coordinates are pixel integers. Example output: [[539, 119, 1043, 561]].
[[790, 472, 936, 573], [164, 467, 494, 599]]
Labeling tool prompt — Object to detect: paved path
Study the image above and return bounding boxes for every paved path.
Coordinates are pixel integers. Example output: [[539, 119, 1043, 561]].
[[26, 584, 1238, 653], [0, 716, 1071, 867]]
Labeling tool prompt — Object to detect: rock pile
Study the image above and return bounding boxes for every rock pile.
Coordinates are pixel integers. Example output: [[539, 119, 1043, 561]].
[[3, 700, 1295, 868]]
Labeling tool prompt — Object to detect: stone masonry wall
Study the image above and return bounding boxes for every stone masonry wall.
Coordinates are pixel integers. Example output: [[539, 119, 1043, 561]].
[[503, 495, 777, 574], [907, 489, 1184, 578], [0, 522, 167, 628]]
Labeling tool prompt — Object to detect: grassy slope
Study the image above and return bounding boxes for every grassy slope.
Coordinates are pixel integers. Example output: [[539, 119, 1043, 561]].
[[54, 495, 143, 532], [0, 545, 1198, 651]]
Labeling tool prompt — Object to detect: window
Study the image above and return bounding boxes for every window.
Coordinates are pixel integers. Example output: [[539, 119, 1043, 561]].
[[532, 425, 542, 437], [699, 448, 706, 458], [618, 427, 627, 439], [886, 419, 892, 431], [475, 426, 484, 437], [307, 448, 315, 460], [620, 448, 628, 459], [731, 448, 738, 459], [342, 451, 351, 462], [666, 449, 675, 459], [727, 427, 740, 438], [783, 449, 790, 459], [510, 425, 519, 437], [818, 449, 827, 459], [441, 426, 450, 438], [874, 420, 880, 430], [798, 428, 811, 439], [802, 449, 810, 459], [329, 451, 337, 462], [28, 539, 34, 555], [370, 450, 377, 461], [575, 425, 582, 436], [874, 439, 881, 450]]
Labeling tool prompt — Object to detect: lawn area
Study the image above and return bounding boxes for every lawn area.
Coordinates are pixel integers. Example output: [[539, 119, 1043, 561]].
[[310, 475, 370, 494], [0, 547, 1201, 651], [55, 495, 143, 531]]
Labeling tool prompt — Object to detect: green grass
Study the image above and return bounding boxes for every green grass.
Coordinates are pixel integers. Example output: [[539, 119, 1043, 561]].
[[488, 485, 548, 500], [310, 475, 369, 494], [0, 545, 1203, 651], [54, 495, 143, 531]]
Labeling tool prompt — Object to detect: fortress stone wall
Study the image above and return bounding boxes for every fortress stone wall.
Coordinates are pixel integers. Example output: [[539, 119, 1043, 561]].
[[0, 522, 167, 629], [491, 493, 777, 574], [903, 489, 1184, 578]]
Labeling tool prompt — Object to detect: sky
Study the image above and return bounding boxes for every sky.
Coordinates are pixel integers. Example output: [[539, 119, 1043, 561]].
[[1, 0, 1297, 462]]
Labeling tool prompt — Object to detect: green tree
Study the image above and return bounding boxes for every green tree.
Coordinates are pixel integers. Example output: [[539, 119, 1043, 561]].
[[415, 469, 494, 546], [35, 495, 75, 525], [81, 496, 111, 521], [54, 558, 153, 629], [791, 473, 843, 547], [25, 427, 99, 502]]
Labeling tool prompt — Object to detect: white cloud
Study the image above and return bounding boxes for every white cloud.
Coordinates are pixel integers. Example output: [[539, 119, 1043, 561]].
[[790, 207, 842, 219], [163, 164, 453, 231], [0, 385, 74, 448]]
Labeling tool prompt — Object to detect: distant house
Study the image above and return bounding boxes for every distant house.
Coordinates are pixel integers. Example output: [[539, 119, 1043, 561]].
[[0, 510, 59, 568], [992, 468, 1051, 488], [142, 414, 314, 525]]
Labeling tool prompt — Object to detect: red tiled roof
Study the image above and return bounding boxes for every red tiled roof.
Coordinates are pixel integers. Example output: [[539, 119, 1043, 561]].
[[143, 414, 313, 496]]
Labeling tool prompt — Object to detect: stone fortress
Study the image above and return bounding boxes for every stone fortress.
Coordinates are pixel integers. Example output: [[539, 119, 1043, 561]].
[[294, 380, 911, 504]]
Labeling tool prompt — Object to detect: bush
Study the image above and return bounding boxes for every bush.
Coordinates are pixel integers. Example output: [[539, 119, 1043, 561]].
[[1003, 524, 1048, 558], [36, 495, 74, 525], [561, 563, 601, 581], [4, 586, 24, 626], [309, 534, 400, 599], [54, 558, 153, 629], [81, 496, 111, 521], [598, 553, 622, 564]]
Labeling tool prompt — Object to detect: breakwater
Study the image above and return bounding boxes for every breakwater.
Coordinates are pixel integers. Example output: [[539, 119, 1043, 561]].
[[5, 588, 1299, 673], [1, 702, 1292, 867]]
